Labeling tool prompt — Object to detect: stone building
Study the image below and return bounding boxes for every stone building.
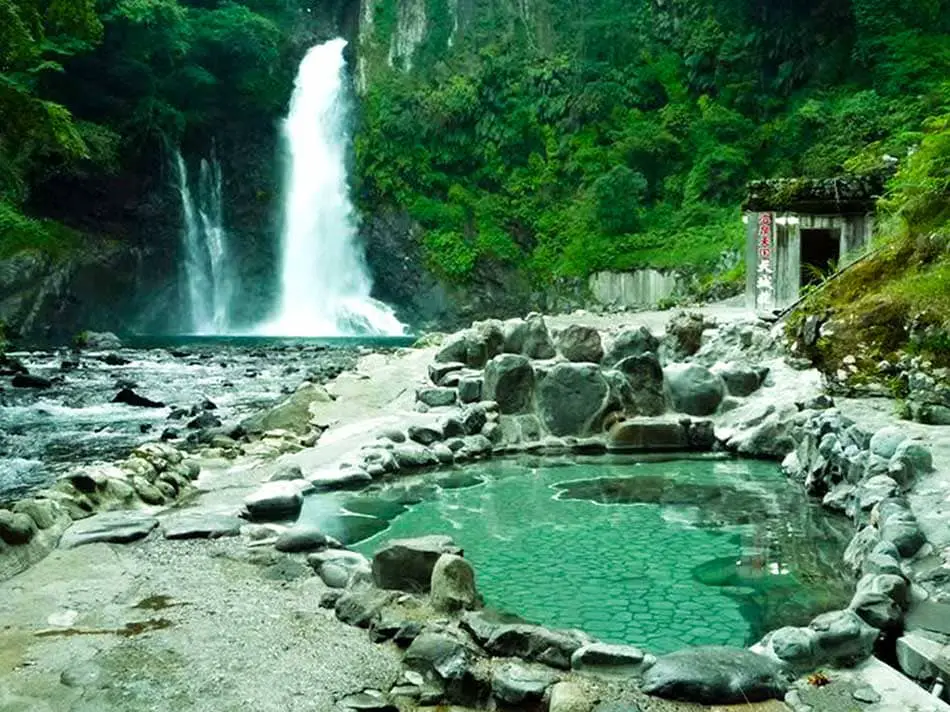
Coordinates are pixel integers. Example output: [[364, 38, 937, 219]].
[[743, 174, 885, 313]]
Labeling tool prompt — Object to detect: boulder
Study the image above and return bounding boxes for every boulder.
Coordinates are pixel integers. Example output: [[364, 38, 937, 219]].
[[556, 325, 604, 363], [59, 511, 158, 548], [711, 362, 764, 397], [664, 363, 725, 416], [241, 382, 331, 435], [460, 404, 488, 435], [603, 326, 659, 367], [416, 387, 458, 408], [844, 526, 881, 576], [614, 352, 665, 415], [404, 631, 476, 682], [243, 481, 304, 522], [890, 440, 933, 476], [392, 443, 439, 469], [81, 331, 123, 350], [492, 662, 559, 704], [571, 643, 647, 673], [483, 354, 535, 414], [408, 424, 443, 446], [503, 315, 556, 359], [372, 535, 462, 592], [112, 388, 165, 408], [0, 509, 37, 545], [274, 526, 330, 553], [849, 573, 909, 630], [308, 550, 371, 588], [436, 324, 503, 368], [458, 377, 483, 404], [606, 419, 688, 451], [338, 690, 396, 712], [878, 503, 926, 557], [335, 586, 396, 628], [536, 363, 610, 437], [484, 624, 590, 669], [429, 361, 465, 386], [268, 463, 304, 482], [11, 373, 52, 389], [12, 499, 58, 530], [665, 311, 706, 360], [161, 511, 242, 539], [430, 554, 477, 612], [308, 467, 373, 491], [869, 426, 907, 459], [809, 609, 879, 666], [641, 646, 788, 704]]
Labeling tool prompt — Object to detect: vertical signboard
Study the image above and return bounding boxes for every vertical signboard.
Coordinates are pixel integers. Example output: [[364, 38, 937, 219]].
[[756, 212, 775, 312]]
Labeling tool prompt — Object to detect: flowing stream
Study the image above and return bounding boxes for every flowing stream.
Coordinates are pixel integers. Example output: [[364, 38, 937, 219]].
[[260, 38, 404, 337], [175, 150, 234, 334]]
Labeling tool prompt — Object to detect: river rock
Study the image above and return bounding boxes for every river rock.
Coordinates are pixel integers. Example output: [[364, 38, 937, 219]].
[[392, 443, 439, 469], [404, 631, 475, 681], [483, 354, 534, 414], [664, 363, 725, 416], [614, 352, 665, 415], [335, 586, 396, 628], [571, 643, 647, 673], [603, 326, 659, 367], [161, 511, 242, 539], [268, 463, 304, 482], [81, 331, 123, 350], [849, 573, 909, 630], [112, 388, 165, 408], [457, 376, 483, 403], [809, 609, 879, 666], [408, 424, 443, 446], [665, 311, 706, 360], [640, 646, 788, 704], [429, 361, 465, 386], [59, 511, 158, 548], [878, 502, 926, 557], [308, 550, 371, 588], [606, 418, 688, 451], [416, 387, 458, 408], [11, 373, 52, 389], [241, 382, 332, 435], [435, 326, 502, 369], [890, 439, 933, 476], [275, 526, 330, 553], [372, 535, 462, 592], [430, 554, 477, 612], [12, 499, 58, 530], [492, 662, 559, 704], [549, 681, 593, 712], [339, 690, 396, 712], [536, 363, 609, 436], [0, 509, 37, 545], [460, 404, 488, 434], [243, 481, 304, 522], [485, 624, 590, 669], [504, 315, 556, 359], [869, 426, 907, 459], [711, 362, 764, 397], [556, 324, 604, 363]]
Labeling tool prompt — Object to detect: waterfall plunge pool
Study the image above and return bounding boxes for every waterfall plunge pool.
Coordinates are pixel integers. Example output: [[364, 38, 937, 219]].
[[299, 454, 855, 654]]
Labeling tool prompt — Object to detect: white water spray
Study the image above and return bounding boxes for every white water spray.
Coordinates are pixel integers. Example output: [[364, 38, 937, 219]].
[[175, 150, 234, 334], [260, 38, 404, 336]]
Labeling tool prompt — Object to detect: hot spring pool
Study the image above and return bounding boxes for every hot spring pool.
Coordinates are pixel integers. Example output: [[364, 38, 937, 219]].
[[299, 454, 854, 653]]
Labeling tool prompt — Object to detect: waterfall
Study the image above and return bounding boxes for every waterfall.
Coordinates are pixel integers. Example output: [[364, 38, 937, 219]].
[[260, 38, 404, 337], [175, 149, 234, 334]]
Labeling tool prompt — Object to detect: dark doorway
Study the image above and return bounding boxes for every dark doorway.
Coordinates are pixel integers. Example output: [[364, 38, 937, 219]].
[[800, 229, 840, 287]]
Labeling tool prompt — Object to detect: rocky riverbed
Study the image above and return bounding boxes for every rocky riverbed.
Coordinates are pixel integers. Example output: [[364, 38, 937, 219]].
[[1, 308, 949, 712]]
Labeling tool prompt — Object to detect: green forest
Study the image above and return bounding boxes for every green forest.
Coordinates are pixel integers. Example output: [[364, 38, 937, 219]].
[[2, 0, 949, 302]]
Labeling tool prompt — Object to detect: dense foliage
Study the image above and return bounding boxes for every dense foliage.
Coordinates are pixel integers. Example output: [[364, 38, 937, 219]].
[[354, 0, 950, 284], [0, 0, 301, 256]]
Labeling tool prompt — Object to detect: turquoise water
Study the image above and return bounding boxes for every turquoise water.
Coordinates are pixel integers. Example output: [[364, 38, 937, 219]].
[[123, 334, 417, 350], [300, 455, 854, 654]]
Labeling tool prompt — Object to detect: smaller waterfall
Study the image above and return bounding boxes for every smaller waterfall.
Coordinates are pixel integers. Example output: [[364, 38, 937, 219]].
[[175, 149, 234, 334]]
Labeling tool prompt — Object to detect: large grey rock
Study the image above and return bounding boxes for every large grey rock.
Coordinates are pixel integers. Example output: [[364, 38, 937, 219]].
[[503, 315, 556, 359], [457, 377, 483, 403], [430, 554, 477, 612], [81, 331, 123, 350], [416, 387, 458, 408], [809, 609, 879, 666], [665, 363, 725, 416], [372, 535, 462, 592], [549, 681, 594, 712], [0, 509, 37, 545], [711, 361, 765, 397], [408, 424, 443, 446], [12, 499, 58, 530], [338, 690, 396, 712], [274, 526, 329, 553], [483, 354, 535, 414], [890, 440, 933, 476], [869, 426, 907, 459], [640, 646, 788, 704], [849, 573, 910, 630], [335, 586, 396, 628], [603, 326, 659, 367], [485, 624, 590, 669], [665, 311, 706, 360], [241, 382, 331, 435], [392, 443, 439, 469], [556, 325, 604, 363], [161, 511, 242, 539], [492, 662, 559, 704], [844, 526, 880, 575], [308, 550, 371, 589], [435, 327, 502, 369], [536, 363, 610, 437], [243, 481, 304, 522], [614, 352, 665, 415], [60, 511, 158, 548], [877, 501, 926, 557], [571, 643, 647, 673], [429, 361, 465, 386], [404, 631, 476, 682], [606, 419, 688, 451]]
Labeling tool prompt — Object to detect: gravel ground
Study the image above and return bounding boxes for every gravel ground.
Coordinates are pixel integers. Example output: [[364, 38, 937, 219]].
[[0, 535, 401, 712]]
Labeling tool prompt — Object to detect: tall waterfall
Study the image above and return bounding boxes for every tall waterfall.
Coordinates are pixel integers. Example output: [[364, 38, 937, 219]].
[[175, 150, 234, 334], [261, 38, 404, 337]]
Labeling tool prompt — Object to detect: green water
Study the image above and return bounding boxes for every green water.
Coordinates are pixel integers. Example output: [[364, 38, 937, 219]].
[[301, 455, 854, 654]]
